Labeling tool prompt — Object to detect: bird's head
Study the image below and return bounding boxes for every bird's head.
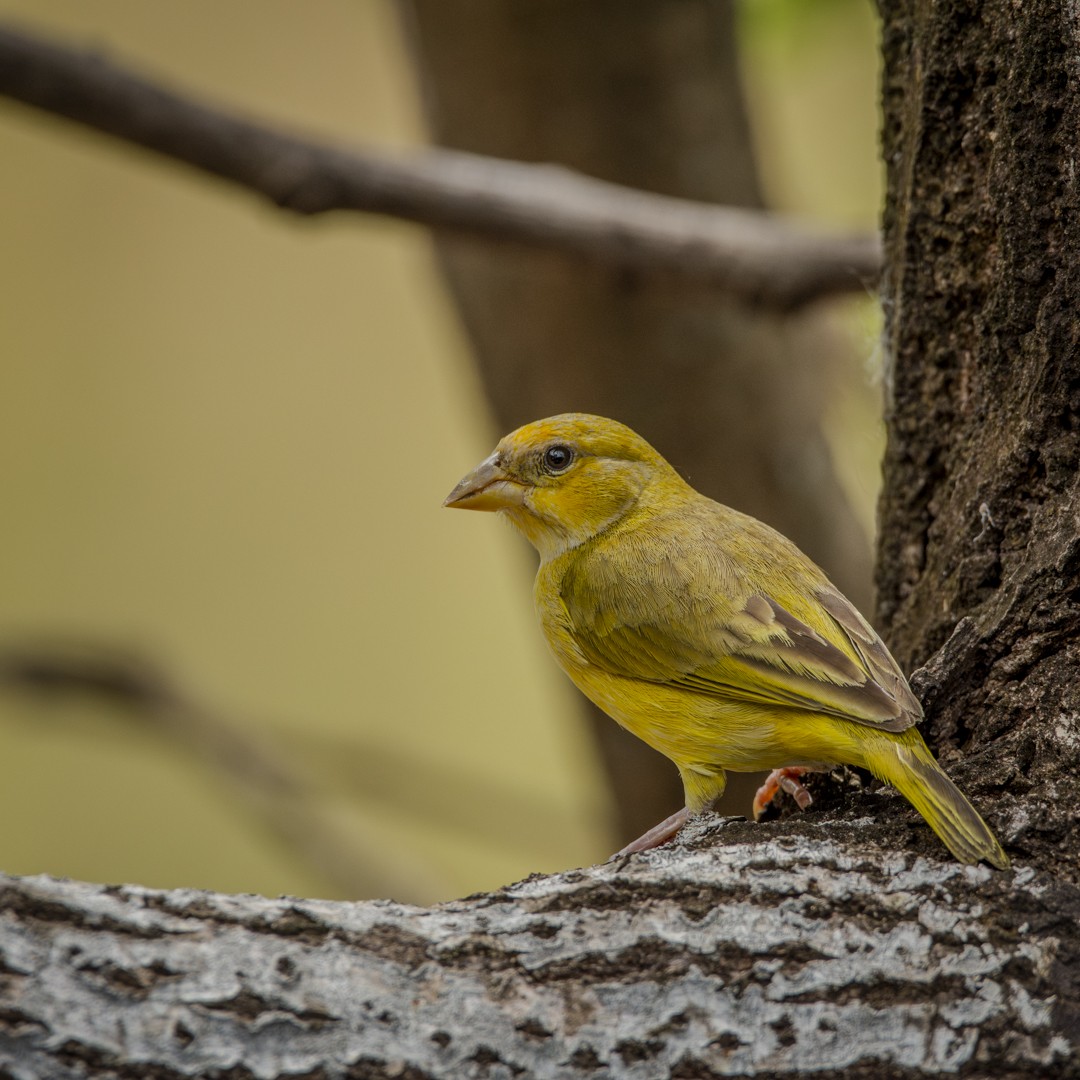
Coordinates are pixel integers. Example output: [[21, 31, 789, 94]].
[[444, 413, 685, 560]]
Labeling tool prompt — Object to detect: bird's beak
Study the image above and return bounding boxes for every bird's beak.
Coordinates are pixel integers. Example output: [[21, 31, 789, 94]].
[[444, 453, 524, 511]]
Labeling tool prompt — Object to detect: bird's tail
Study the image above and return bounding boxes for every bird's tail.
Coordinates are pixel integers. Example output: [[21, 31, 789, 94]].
[[865, 731, 1009, 869]]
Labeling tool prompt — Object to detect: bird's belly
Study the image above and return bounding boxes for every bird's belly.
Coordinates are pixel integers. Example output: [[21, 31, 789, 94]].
[[566, 662, 841, 774]]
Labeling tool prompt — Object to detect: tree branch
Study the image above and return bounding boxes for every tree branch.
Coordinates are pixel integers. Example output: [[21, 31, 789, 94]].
[[0, 21, 881, 310], [0, 644, 447, 902], [3, 824, 1077, 1078]]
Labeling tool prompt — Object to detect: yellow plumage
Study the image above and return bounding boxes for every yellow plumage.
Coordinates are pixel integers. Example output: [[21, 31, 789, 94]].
[[445, 413, 1008, 868]]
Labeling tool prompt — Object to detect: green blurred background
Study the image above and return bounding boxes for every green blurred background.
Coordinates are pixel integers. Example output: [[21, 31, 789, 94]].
[[0, 0, 882, 903]]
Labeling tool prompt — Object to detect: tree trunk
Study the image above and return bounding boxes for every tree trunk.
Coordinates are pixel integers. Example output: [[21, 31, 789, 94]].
[[400, 0, 873, 841], [876, 0, 1080, 878]]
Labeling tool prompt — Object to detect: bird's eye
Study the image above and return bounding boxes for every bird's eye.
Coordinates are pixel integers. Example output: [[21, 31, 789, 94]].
[[542, 444, 575, 474]]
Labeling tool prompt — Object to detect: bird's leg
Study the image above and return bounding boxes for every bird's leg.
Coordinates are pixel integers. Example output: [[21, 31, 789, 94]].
[[753, 767, 813, 820], [610, 806, 690, 858]]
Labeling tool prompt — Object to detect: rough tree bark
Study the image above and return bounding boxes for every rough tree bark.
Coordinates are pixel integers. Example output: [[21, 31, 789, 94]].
[[3, 2, 1080, 1076], [401, 0, 874, 839], [3, 823, 1076, 1079], [875, 0, 1080, 879]]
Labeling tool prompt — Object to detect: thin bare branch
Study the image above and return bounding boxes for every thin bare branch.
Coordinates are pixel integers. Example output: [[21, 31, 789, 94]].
[[0, 21, 881, 310], [0, 644, 447, 902]]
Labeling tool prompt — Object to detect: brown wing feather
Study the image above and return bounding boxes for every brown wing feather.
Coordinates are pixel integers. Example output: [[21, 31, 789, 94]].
[[561, 547, 921, 733], [816, 585, 923, 722]]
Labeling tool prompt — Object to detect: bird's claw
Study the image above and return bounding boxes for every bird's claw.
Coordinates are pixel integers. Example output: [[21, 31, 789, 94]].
[[753, 767, 813, 820]]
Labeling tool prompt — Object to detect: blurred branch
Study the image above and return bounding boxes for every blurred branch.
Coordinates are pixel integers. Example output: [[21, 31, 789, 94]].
[[0, 641, 590, 894], [0, 21, 881, 310], [0, 644, 446, 902]]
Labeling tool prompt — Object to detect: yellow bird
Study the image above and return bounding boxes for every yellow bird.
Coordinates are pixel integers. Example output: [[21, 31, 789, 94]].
[[445, 413, 1008, 868]]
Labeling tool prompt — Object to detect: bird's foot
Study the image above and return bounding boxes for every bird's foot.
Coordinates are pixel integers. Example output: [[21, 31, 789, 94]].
[[753, 767, 813, 820], [609, 807, 689, 858]]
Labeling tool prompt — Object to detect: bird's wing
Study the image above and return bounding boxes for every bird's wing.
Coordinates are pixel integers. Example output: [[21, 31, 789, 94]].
[[561, 554, 921, 734]]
